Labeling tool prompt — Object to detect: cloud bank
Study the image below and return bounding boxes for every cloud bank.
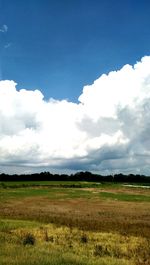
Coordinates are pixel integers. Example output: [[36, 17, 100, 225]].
[[0, 56, 150, 174]]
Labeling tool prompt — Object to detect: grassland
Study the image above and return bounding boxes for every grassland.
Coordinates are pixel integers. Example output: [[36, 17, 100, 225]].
[[0, 181, 150, 265]]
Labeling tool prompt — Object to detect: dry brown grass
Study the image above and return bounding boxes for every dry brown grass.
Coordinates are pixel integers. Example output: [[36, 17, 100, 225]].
[[1, 195, 150, 238]]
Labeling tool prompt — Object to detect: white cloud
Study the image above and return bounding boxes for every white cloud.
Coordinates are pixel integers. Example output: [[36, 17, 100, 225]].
[[4, 43, 11, 49], [0, 56, 150, 174], [0, 24, 8, 33]]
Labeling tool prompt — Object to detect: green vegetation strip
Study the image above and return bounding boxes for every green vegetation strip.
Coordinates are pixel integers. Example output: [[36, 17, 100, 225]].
[[0, 181, 101, 188], [0, 185, 150, 202], [99, 191, 150, 202]]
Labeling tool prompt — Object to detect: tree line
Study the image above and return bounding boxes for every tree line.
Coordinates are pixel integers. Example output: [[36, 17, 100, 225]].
[[0, 171, 149, 183]]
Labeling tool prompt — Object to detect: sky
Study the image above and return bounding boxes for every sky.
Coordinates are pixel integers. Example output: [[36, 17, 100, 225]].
[[0, 0, 150, 175]]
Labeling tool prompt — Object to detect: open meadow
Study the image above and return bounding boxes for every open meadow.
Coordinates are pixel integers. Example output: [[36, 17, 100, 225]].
[[0, 181, 150, 265]]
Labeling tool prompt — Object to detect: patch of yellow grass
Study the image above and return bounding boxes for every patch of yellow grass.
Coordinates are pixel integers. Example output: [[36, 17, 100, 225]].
[[5, 221, 148, 265]]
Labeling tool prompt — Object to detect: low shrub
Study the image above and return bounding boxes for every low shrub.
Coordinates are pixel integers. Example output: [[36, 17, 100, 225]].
[[94, 244, 110, 257], [80, 234, 88, 243], [22, 233, 36, 246]]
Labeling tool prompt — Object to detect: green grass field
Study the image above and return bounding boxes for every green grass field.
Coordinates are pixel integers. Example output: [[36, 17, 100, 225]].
[[0, 181, 150, 265]]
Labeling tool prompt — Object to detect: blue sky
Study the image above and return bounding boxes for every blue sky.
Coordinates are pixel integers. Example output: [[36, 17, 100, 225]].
[[0, 0, 150, 175], [0, 0, 150, 101]]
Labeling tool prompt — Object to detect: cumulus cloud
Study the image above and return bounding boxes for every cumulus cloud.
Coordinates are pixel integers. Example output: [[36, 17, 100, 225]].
[[0, 56, 150, 174], [0, 24, 8, 33]]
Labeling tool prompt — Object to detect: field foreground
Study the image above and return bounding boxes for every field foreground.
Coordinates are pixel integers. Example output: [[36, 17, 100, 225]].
[[0, 181, 150, 265]]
